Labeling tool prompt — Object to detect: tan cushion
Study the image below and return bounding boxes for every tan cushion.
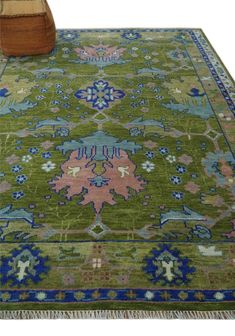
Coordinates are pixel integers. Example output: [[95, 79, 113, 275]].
[[0, 0, 46, 17]]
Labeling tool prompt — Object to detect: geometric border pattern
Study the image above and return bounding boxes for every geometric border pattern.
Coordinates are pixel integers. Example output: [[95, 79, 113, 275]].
[[188, 30, 235, 114], [0, 289, 234, 303]]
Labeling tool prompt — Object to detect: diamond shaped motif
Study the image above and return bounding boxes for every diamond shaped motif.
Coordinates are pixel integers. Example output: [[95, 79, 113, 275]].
[[206, 129, 219, 140], [85, 215, 111, 239]]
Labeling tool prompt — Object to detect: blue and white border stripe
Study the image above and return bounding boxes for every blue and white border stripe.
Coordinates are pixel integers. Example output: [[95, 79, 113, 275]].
[[188, 30, 235, 114], [0, 288, 234, 303]]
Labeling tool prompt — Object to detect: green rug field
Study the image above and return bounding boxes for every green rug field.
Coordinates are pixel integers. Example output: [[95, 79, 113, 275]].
[[0, 29, 234, 319]]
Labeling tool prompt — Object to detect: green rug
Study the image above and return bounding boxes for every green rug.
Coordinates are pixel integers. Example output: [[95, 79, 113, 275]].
[[0, 29, 234, 319]]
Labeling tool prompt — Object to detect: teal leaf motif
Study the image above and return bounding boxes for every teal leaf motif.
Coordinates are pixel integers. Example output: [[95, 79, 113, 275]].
[[0, 98, 37, 116], [56, 131, 142, 160]]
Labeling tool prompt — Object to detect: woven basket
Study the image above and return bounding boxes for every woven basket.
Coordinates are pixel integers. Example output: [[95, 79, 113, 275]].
[[0, 0, 56, 56]]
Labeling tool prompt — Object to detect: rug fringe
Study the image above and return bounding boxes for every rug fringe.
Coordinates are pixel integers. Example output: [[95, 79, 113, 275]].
[[0, 310, 234, 319]]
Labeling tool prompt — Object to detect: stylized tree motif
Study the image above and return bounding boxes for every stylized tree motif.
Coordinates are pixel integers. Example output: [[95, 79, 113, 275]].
[[56, 131, 141, 160], [1, 244, 49, 287], [143, 244, 195, 286]]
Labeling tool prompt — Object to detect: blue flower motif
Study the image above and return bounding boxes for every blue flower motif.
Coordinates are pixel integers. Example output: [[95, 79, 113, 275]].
[[89, 176, 110, 187], [170, 50, 187, 60], [40, 88, 48, 93], [122, 31, 142, 40], [44, 195, 52, 200], [28, 147, 39, 154], [130, 95, 137, 99], [154, 87, 160, 93], [11, 165, 22, 173], [172, 191, 184, 200], [139, 99, 146, 105], [12, 191, 24, 200], [131, 102, 138, 108], [36, 95, 45, 100], [145, 151, 155, 159], [63, 48, 70, 54], [55, 84, 62, 89], [52, 100, 60, 105], [16, 174, 27, 184], [176, 165, 186, 174], [200, 142, 207, 150], [75, 80, 125, 111], [56, 90, 64, 95], [159, 147, 169, 155], [42, 152, 52, 159], [58, 30, 80, 41], [170, 176, 181, 185], [55, 127, 69, 137]]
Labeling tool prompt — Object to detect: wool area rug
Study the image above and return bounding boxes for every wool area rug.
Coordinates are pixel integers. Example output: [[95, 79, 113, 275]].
[[0, 29, 234, 319]]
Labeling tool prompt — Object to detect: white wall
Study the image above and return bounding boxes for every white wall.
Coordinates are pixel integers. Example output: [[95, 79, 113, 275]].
[[48, 0, 235, 79]]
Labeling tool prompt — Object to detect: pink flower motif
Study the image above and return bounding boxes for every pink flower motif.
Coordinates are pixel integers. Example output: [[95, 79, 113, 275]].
[[178, 154, 193, 165], [126, 73, 134, 78], [116, 274, 129, 285], [141, 107, 149, 113], [224, 219, 235, 239], [62, 274, 75, 286], [184, 181, 200, 194], [41, 141, 54, 150], [50, 107, 60, 113], [144, 140, 157, 149], [219, 159, 233, 177], [50, 150, 145, 213], [201, 194, 224, 207], [146, 82, 156, 89], [5, 154, 19, 165], [0, 181, 11, 193]]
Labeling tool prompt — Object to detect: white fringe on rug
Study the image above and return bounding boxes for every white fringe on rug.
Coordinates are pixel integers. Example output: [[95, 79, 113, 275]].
[[0, 310, 234, 319]]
